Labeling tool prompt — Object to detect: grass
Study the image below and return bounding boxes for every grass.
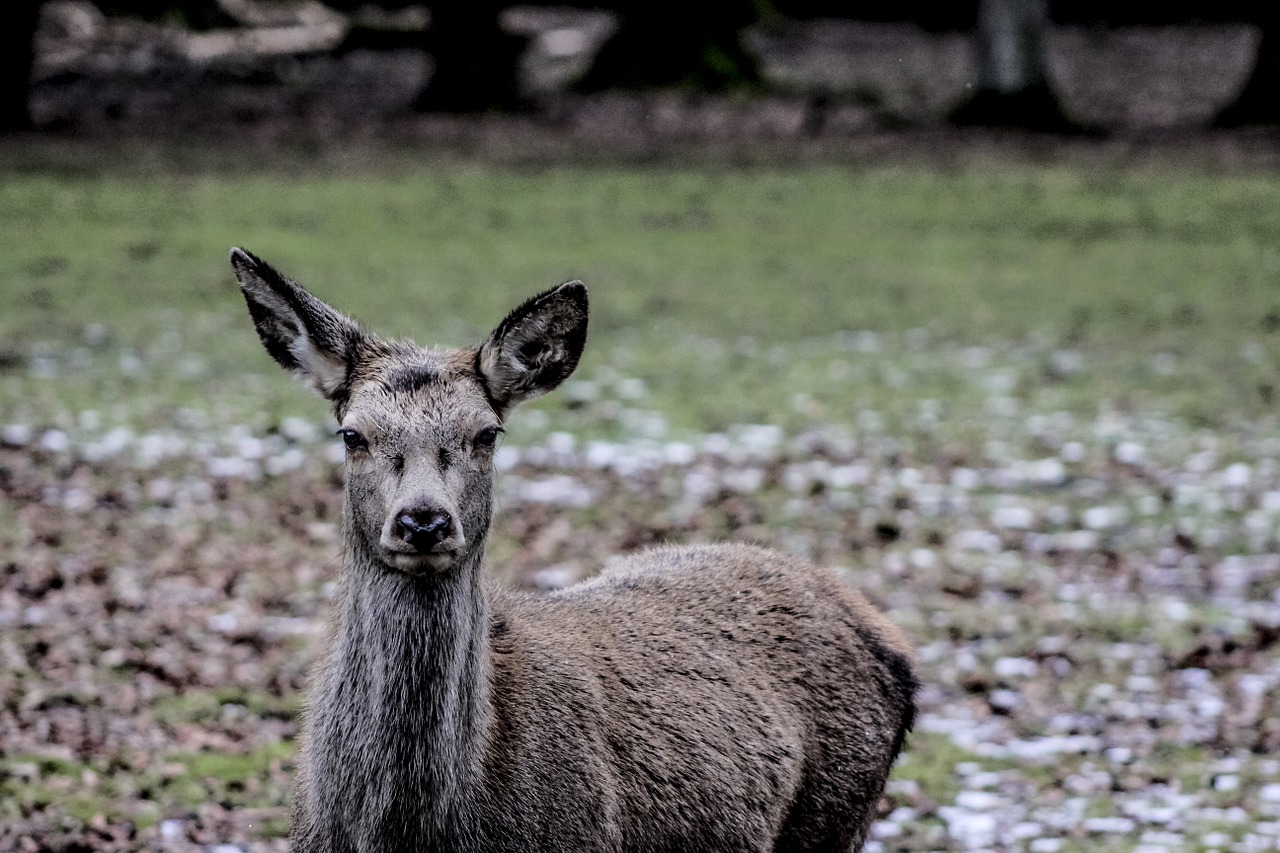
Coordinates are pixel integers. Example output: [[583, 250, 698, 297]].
[[152, 688, 302, 726], [889, 730, 1018, 805], [4, 142, 1280, 438], [1, 740, 293, 834]]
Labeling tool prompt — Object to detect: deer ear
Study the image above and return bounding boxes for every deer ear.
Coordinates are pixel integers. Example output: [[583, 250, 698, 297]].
[[230, 248, 367, 404], [477, 281, 588, 412]]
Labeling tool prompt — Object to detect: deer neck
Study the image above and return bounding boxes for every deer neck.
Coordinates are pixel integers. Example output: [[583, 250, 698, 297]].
[[317, 507, 494, 844]]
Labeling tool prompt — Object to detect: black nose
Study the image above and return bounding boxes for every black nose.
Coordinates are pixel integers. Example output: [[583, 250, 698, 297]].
[[394, 508, 454, 553]]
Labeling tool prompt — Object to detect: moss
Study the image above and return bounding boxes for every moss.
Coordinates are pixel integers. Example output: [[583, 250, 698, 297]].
[[153, 689, 302, 727], [185, 741, 293, 784], [62, 794, 113, 823], [152, 691, 223, 725], [0, 742, 295, 829], [161, 776, 213, 808], [248, 813, 292, 840]]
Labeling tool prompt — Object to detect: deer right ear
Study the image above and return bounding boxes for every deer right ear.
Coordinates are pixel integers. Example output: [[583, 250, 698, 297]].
[[477, 281, 588, 413], [230, 248, 367, 405]]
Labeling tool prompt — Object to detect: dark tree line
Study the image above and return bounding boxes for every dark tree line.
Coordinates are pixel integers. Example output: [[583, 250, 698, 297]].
[[4, 0, 1280, 132], [951, 0, 1074, 131], [2, 1, 41, 131], [412, 1, 762, 113]]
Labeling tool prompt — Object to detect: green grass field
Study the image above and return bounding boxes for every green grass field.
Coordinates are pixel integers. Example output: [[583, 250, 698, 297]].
[[5, 142, 1279, 436], [4, 139, 1280, 850]]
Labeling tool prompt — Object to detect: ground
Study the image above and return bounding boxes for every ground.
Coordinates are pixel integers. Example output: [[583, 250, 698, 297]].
[[4, 338, 1280, 850]]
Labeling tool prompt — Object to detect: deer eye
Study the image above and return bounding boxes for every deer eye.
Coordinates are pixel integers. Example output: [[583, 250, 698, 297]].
[[338, 428, 368, 452], [473, 425, 503, 450]]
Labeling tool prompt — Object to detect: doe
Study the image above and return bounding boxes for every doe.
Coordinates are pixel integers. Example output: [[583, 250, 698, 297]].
[[229, 248, 917, 853]]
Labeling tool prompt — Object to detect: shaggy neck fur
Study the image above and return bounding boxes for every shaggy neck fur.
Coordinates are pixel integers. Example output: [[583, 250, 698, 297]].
[[300, 502, 494, 852]]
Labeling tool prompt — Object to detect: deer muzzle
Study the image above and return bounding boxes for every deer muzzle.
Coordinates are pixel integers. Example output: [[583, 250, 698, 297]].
[[380, 505, 466, 573]]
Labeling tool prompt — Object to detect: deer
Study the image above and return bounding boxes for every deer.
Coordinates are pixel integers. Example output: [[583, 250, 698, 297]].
[[228, 247, 917, 853]]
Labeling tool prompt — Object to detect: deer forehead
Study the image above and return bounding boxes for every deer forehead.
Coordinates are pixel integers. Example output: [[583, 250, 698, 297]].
[[343, 350, 499, 440]]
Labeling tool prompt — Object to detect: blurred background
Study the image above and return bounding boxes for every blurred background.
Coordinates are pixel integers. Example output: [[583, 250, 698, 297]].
[[3, 1, 1280, 850], [6, 0, 1280, 133]]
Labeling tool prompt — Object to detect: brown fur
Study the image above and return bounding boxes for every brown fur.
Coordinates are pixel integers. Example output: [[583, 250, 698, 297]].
[[229, 248, 917, 853]]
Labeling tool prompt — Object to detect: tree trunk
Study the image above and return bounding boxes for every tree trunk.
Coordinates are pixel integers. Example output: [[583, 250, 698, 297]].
[[413, 3, 526, 113], [1, 0, 41, 131], [574, 1, 761, 93], [1213, 12, 1280, 127], [950, 0, 1077, 132]]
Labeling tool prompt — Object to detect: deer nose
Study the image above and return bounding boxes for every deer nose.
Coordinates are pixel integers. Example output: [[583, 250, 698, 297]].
[[394, 508, 455, 553]]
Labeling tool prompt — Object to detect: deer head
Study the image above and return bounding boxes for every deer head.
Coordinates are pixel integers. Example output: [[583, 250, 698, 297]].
[[230, 248, 588, 575]]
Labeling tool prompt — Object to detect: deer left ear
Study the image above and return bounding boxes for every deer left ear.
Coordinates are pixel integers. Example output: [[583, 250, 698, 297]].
[[477, 281, 588, 412]]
